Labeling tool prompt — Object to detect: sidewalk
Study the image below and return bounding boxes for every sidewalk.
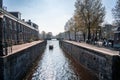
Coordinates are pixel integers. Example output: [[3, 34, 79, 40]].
[[9, 40, 43, 55], [65, 40, 119, 56]]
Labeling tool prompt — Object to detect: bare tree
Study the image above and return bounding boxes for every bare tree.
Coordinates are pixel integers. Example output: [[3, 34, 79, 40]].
[[41, 31, 46, 39], [69, 17, 81, 41], [74, 12, 87, 41], [64, 19, 73, 40], [75, 0, 105, 42], [112, 0, 120, 26]]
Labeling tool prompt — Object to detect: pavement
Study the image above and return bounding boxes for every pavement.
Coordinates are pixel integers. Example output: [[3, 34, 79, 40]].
[[8, 40, 43, 55], [5, 40, 119, 56], [65, 40, 119, 56]]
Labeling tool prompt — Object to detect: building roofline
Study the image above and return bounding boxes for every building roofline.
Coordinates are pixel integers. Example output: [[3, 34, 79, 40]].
[[0, 8, 39, 31]]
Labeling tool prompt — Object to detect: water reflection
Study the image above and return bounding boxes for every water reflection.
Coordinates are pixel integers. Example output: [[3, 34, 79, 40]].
[[24, 40, 98, 80]]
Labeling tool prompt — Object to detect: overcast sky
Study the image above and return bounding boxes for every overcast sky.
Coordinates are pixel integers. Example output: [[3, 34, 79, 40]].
[[3, 0, 116, 35]]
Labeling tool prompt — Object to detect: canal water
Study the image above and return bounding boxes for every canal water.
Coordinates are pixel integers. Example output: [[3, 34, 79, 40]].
[[24, 40, 98, 80]]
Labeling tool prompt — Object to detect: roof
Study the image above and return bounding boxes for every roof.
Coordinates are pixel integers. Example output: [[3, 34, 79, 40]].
[[0, 8, 39, 31]]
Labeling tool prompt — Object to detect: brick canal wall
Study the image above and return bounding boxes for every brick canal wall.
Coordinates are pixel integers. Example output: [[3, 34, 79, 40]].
[[60, 41, 120, 80], [0, 41, 46, 80]]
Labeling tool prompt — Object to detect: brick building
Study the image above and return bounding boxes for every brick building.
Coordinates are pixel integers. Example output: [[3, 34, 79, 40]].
[[0, 7, 39, 55]]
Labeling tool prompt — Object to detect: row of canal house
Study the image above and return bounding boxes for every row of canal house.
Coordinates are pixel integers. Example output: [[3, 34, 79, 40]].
[[114, 27, 120, 48], [58, 23, 120, 48], [102, 24, 120, 48], [0, 5, 39, 55]]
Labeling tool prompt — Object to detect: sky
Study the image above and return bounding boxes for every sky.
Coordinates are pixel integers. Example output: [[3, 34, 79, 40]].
[[3, 0, 116, 35]]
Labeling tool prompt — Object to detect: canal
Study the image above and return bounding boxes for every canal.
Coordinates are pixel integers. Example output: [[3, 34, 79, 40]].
[[23, 40, 98, 80]]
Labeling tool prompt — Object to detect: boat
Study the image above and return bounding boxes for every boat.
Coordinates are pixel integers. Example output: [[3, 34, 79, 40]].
[[49, 45, 53, 50]]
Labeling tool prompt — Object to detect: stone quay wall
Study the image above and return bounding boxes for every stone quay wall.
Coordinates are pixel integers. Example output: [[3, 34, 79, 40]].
[[0, 41, 46, 80], [60, 41, 120, 80]]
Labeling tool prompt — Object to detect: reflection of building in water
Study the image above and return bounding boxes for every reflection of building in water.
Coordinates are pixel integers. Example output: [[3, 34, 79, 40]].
[[114, 27, 120, 48]]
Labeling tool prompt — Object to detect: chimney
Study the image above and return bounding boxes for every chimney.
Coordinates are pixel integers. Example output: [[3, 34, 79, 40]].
[[28, 20, 31, 22], [0, 0, 3, 8]]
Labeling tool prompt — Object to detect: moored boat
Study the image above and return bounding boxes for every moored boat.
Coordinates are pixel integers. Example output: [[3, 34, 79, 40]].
[[49, 45, 53, 50]]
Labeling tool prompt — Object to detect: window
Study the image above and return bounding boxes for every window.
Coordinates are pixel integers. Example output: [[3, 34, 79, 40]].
[[14, 22, 17, 30], [9, 20, 12, 30]]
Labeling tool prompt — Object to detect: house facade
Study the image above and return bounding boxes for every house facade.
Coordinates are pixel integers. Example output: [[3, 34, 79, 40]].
[[0, 7, 39, 55]]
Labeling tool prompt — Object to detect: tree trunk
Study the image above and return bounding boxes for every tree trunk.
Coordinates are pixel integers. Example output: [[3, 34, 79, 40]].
[[87, 26, 91, 41], [99, 29, 101, 40], [75, 30, 77, 41], [83, 32, 86, 41], [68, 31, 70, 40], [95, 30, 97, 41]]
